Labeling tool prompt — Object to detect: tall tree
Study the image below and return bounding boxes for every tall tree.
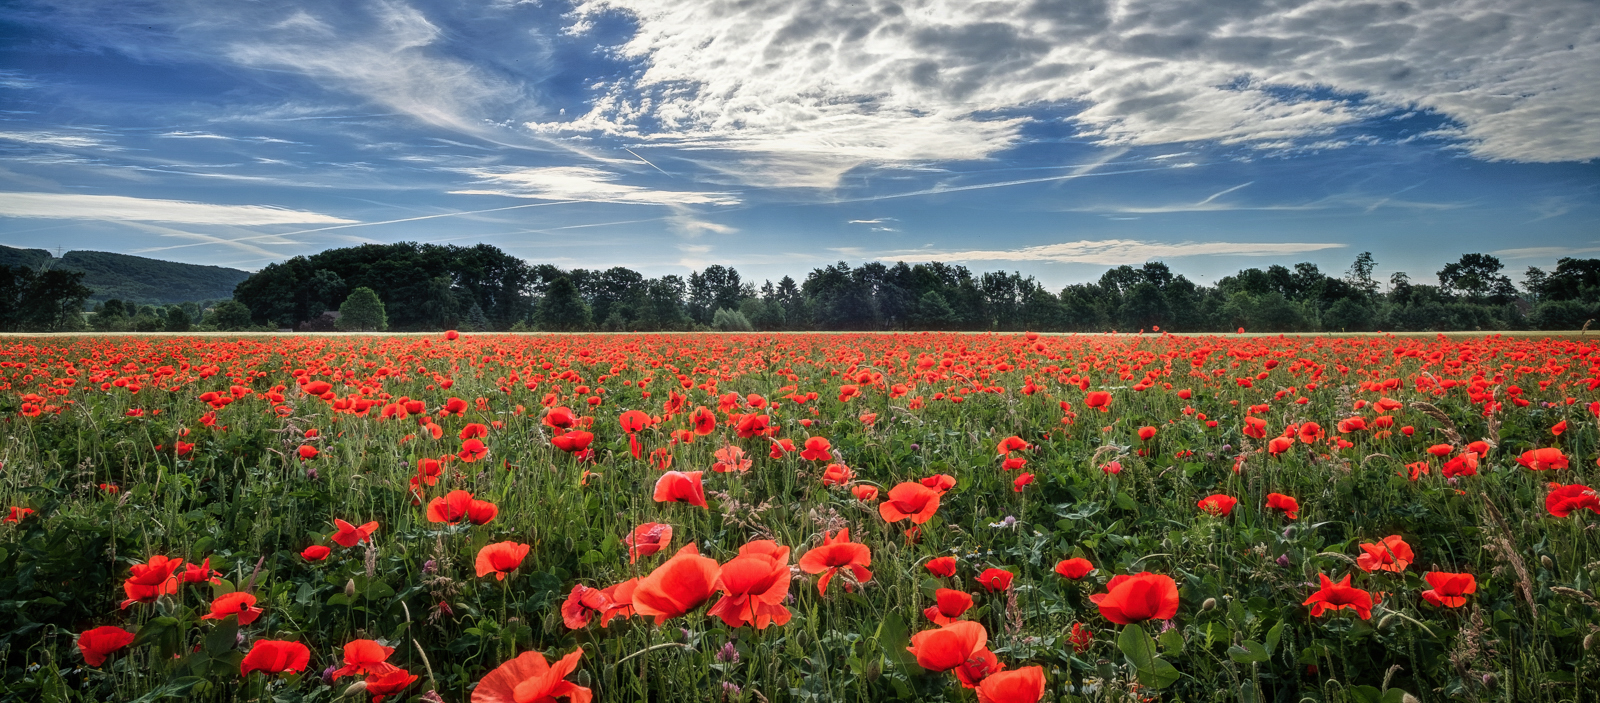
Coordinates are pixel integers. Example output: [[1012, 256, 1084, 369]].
[[535, 277, 591, 331], [336, 287, 388, 332]]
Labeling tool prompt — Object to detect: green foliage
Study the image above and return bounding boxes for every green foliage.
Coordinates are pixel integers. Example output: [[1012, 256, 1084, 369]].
[[208, 300, 254, 331], [534, 276, 590, 331], [711, 307, 753, 331], [0, 265, 93, 332], [336, 287, 389, 332]]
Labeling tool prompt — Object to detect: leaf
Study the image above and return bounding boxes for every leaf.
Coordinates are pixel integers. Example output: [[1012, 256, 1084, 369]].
[[1117, 624, 1157, 670], [1347, 685, 1384, 703], [1264, 622, 1283, 657], [1113, 493, 1138, 511], [878, 611, 922, 675], [1227, 640, 1269, 664], [1137, 658, 1181, 689], [204, 619, 238, 656], [1238, 682, 1259, 703], [1158, 627, 1185, 655]]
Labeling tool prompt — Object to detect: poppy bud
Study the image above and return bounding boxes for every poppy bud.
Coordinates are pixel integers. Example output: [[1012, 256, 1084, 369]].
[[345, 579, 356, 599], [1586, 633, 1596, 651], [1202, 598, 1217, 611], [865, 658, 881, 681], [343, 681, 368, 697], [1540, 555, 1553, 569], [1377, 613, 1397, 631]]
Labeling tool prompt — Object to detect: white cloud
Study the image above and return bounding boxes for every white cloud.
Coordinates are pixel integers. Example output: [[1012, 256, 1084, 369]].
[[533, 0, 1600, 187], [879, 239, 1346, 265], [1492, 245, 1600, 260], [450, 166, 741, 206], [0, 131, 115, 150], [0, 192, 356, 225]]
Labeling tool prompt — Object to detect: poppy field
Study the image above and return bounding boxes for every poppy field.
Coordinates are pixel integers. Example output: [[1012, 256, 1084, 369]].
[[1, 330, 1598, 703]]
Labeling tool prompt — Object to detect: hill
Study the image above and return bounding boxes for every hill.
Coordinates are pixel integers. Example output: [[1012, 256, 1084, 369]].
[[0, 246, 250, 304]]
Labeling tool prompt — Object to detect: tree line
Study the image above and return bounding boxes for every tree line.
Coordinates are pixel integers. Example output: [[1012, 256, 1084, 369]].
[[223, 243, 1599, 333]]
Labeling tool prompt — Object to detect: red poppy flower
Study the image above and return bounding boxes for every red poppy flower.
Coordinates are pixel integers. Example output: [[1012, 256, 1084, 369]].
[[444, 329, 459, 340], [1089, 572, 1180, 624], [1466, 440, 1491, 456], [77, 625, 134, 666], [302, 545, 331, 561], [331, 519, 378, 548], [632, 543, 721, 625], [706, 540, 793, 629], [1546, 484, 1600, 517], [652, 470, 708, 508], [798, 528, 872, 595], [1137, 426, 1157, 442], [821, 463, 854, 486], [177, 557, 221, 585], [1553, 420, 1568, 436], [1266, 493, 1299, 519], [954, 647, 1005, 689], [1355, 535, 1413, 573], [736, 414, 772, 438], [906, 620, 988, 672], [363, 667, 418, 702], [1012, 473, 1034, 492], [921, 474, 957, 493], [1100, 461, 1122, 475], [926, 556, 958, 577], [1084, 391, 1111, 411], [542, 406, 577, 430], [1001, 457, 1028, 471], [1442, 453, 1479, 478], [769, 438, 796, 459], [550, 431, 592, 454], [1054, 557, 1094, 580], [562, 583, 613, 630], [1421, 572, 1477, 608], [202, 591, 263, 625], [470, 648, 590, 703], [240, 640, 311, 677], [923, 588, 974, 625], [331, 639, 399, 679], [475, 541, 530, 581], [1426, 444, 1453, 457], [457, 438, 489, 462], [1337, 417, 1367, 433], [1242, 417, 1268, 439], [1303, 573, 1373, 619], [712, 446, 752, 473], [1297, 422, 1324, 443], [297, 445, 318, 460], [800, 436, 833, 461], [626, 523, 674, 563], [1518, 447, 1569, 471], [691, 406, 717, 435], [851, 485, 880, 501], [1197, 494, 1238, 516], [996, 436, 1030, 455], [879, 482, 942, 524], [426, 490, 498, 525], [619, 409, 650, 434], [976, 665, 1046, 703], [1266, 436, 1293, 456], [976, 568, 1014, 592], [121, 555, 183, 608], [460, 423, 489, 440]]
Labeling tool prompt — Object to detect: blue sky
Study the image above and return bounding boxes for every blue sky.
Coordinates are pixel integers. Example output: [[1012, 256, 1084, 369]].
[[1, 0, 1596, 289]]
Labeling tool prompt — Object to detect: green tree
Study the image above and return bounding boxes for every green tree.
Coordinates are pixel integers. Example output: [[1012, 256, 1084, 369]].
[[336, 287, 389, 332], [711, 308, 753, 331], [1438, 253, 1516, 303], [210, 300, 254, 331], [0, 265, 93, 332], [535, 277, 591, 331], [164, 306, 192, 332]]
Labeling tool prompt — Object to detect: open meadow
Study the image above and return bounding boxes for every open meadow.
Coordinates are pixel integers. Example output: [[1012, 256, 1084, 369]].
[[1, 331, 1597, 703]]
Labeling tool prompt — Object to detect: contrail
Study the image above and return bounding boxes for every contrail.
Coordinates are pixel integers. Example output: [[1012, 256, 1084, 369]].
[[625, 148, 672, 177], [828, 164, 1195, 204]]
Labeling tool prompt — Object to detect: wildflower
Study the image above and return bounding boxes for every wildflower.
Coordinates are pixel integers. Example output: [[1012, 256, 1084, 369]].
[[1054, 558, 1094, 580], [906, 620, 988, 672], [331, 519, 379, 548], [800, 436, 833, 461], [798, 528, 872, 595], [1265, 493, 1299, 519], [975, 666, 1046, 703], [923, 588, 974, 625], [1090, 573, 1180, 624], [632, 544, 721, 624], [879, 482, 942, 524], [706, 540, 792, 629], [1546, 484, 1600, 517], [712, 446, 752, 473], [202, 592, 263, 625], [926, 556, 958, 577], [1518, 448, 1569, 471], [330, 640, 399, 679], [976, 568, 1014, 592], [1421, 572, 1477, 608], [475, 541, 530, 581], [302, 545, 332, 561], [1303, 573, 1374, 619], [852, 485, 879, 501], [1067, 622, 1093, 653], [77, 626, 134, 667], [652, 471, 708, 508], [240, 640, 311, 677], [1197, 494, 1238, 516], [121, 555, 183, 608], [625, 523, 674, 563], [470, 649, 589, 703], [1355, 535, 1413, 573]]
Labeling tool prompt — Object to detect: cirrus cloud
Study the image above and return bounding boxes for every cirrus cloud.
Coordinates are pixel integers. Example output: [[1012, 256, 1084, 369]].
[[880, 239, 1346, 266], [0, 192, 356, 225]]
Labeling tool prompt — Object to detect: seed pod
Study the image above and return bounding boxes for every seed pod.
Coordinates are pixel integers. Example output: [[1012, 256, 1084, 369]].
[[343, 681, 368, 697], [1377, 613, 1397, 631], [1541, 555, 1554, 569], [345, 579, 357, 599], [865, 658, 882, 681], [1585, 633, 1596, 651], [1202, 598, 1218, 611]]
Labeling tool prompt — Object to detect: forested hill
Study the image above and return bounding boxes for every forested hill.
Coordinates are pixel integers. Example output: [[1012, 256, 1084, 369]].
[[0, 246, 250, 304]]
